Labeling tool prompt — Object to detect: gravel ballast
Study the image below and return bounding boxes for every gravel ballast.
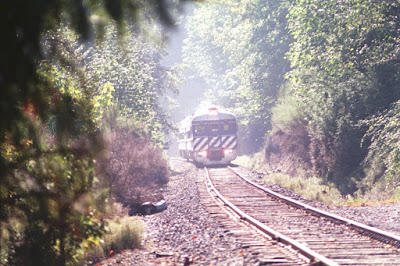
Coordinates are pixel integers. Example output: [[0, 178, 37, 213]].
[[100, 158, 400, 265], [100, 158, 257, 265]]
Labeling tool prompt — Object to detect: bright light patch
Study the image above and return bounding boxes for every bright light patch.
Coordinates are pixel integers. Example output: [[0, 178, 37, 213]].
[[208, 110, 218, 116], [208, 107, 219, 116], [224, 148, 233, 155], [198, 150, 207, 157]]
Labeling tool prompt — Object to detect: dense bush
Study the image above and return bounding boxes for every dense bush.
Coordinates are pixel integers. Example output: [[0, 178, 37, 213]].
[[97, 125, 169, 213], [359, 101, 400, 196], [265, 88, 311, 175]]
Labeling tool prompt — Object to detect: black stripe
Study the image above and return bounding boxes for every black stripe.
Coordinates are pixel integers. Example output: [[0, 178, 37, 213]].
[[194, 137, 206, 150], [210, 137, 220, 148], [199, 140, 208, 151], [226, 137, 237, 149], [220, 135, 231, 147]]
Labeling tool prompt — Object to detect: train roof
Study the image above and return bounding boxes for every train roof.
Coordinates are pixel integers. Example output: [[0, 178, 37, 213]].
[[192, 107, 236, 122], [178, 107, 236, 133]]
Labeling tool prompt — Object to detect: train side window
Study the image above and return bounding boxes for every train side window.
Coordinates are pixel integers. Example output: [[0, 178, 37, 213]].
[[194, 125, 206, 136]]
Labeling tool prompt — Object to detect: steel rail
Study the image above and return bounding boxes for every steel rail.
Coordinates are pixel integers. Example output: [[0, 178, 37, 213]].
[[204, 167, 338, 266], [228, 166, 400, 247]]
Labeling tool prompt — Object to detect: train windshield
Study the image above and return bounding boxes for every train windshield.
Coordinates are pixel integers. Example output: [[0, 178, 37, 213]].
[[222, 122, 236, 134], [193, 121, 236, 136], [209, 124, 219, 135], [194, 123, 219, 136], [193, 125, 206, 136]]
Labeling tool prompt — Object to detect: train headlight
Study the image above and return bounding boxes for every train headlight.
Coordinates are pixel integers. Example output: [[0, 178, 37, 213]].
[[198, 150, 207, 157], [224, 148, 233, 155]]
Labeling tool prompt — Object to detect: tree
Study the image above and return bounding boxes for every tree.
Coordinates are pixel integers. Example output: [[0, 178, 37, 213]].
[[286, 0, 400, 190], [183, 0, 293, 152], [0, 1, 190, 264], [85, 22, 180, 143]]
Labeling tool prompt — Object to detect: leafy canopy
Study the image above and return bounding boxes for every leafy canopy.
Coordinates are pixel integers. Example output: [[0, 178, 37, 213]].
[[1, 0, 190, 264]]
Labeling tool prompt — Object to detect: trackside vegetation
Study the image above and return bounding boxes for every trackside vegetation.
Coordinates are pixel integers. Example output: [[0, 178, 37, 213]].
[[184, 0, 400, 199], [1, 1, 187, 265], [2, 0, 400, 264], [84, 216, 143, 264]]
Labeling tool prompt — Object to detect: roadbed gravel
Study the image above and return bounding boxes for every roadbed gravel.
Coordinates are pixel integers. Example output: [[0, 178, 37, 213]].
[[100, 158, 400, 265], [99, 158, 258, 265]]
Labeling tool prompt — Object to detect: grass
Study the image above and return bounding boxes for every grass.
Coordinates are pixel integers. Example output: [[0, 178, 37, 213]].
[[346, 181, 400, 206], [235, 153, 400, 206], [0, 213, 144, 265], [232, 152, 266, 171], [84, 216, 143, 264], [262, 172, 345, 205], [234, 153, 345, 205], [235, 150, 400, 207], [391, 187, 400, 201]]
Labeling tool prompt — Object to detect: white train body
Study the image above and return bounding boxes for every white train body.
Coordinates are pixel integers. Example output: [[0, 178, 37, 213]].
[[178, 107, 238, 165]]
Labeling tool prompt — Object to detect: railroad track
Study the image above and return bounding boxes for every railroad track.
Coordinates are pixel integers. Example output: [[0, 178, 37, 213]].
[[198, 166, 400, 265]]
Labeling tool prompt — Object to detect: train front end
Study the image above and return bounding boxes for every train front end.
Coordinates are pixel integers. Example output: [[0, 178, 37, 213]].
[[192, 108, 237, 165]]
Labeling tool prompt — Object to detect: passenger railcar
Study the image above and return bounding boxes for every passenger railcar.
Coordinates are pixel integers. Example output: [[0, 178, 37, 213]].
[[178, 107, 237, 165]]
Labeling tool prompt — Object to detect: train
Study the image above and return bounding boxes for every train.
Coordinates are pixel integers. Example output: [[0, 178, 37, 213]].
[[178, 107, 238, 166]]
